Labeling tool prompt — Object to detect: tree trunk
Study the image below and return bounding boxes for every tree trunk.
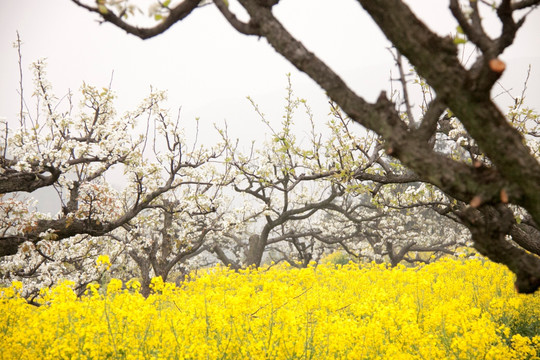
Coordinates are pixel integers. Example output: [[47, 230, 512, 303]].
[[245, 234, 265, 268]]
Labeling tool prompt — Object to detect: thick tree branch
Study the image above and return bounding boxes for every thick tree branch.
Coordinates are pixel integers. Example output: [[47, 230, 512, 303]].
[[213, 0, 261, 35], [510, 222, 540, 256], [355, 0, 540, 228], [211, 244, 240, 269], [413, 98, 446, 142], [70, 0, 201, 39], [459, 204, 540, 293], [449, 0, 494, 55], [511, 0, 540, 10], [0, 166, 61, 194]]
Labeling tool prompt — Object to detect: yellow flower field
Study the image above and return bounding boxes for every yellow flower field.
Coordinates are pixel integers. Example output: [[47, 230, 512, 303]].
[[1, 258, 539, 359]]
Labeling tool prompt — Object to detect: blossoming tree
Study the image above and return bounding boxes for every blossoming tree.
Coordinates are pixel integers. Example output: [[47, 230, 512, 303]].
[[209, 79, 470, 269], [0, 57, 225, 298], [69, 0, 540, 292]]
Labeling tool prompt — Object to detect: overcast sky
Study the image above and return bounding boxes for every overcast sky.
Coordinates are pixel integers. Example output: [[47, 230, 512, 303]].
[[2, 0, 539, 142], [1, 0, 539, 198]]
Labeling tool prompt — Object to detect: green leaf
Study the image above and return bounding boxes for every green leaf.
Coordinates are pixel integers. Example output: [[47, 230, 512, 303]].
[[154, 14, 163, 21], [97, 4, 108, 14], [163, 0, 171, 7], [453, 37, 467, 45], [456, 25, 464, 34]]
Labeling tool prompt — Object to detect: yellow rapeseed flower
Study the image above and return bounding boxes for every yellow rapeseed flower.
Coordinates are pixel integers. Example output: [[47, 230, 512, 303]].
[[1, 258, 539, 359], [96, 254, 111, 270]]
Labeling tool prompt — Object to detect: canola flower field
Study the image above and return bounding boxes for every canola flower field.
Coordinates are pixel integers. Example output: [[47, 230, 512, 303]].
[[1, 258, 540, 360]]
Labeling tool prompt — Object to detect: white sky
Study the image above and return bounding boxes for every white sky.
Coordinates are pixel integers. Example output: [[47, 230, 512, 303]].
[[0, 0, 539, 187]]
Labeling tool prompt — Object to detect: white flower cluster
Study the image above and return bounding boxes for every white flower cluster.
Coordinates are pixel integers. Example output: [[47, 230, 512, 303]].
[[0, 196, 38, 236]]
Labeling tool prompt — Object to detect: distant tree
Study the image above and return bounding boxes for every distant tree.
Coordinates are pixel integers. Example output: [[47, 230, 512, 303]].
[[210, 80, 468, 269], [306, 97, 470, 266], [116, 184, 228, 297], [210, 82, 345, 268], [314, 186, 470, 267], [70, 0, 540, 292]]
